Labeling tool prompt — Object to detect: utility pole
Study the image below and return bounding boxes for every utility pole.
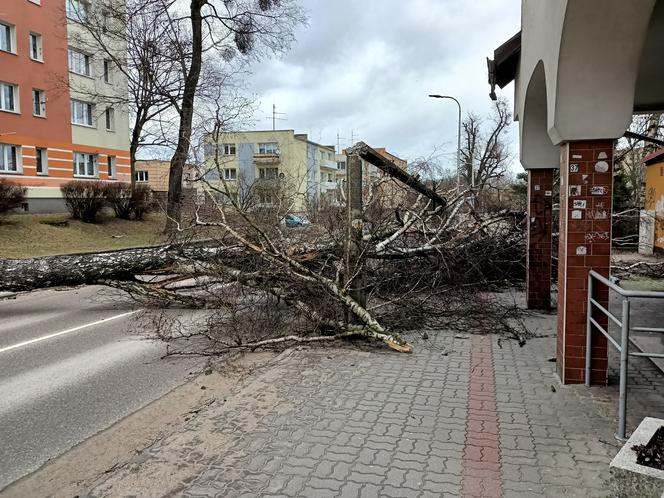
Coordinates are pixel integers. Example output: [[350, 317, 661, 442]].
[[428, 94, 462, 189], [345, 153, 366, 319]]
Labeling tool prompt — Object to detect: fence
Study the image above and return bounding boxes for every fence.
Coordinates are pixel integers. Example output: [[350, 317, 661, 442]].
[[586, 270, 664, 440]]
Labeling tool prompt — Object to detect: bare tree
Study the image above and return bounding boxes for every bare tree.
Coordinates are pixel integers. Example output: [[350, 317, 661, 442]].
[[163, 0, 307, 233], [460, 99, 513, 204], [65, 0, 187, 189], [615, 113, 663, 206]]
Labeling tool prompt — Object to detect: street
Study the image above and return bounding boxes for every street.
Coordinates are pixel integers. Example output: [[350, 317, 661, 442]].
[[0, 286, 203, 491]]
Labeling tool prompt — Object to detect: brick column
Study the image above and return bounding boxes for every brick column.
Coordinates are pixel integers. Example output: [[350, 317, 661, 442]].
[[526, 169, 554, 310], [557, 140, 614, 385]]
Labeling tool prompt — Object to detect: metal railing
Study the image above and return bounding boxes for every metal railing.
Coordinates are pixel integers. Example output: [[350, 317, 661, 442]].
[[586, 270, 664, 440]]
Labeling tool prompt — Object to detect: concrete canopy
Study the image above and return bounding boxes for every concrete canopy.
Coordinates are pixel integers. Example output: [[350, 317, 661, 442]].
[[494, 0, 664, 170]]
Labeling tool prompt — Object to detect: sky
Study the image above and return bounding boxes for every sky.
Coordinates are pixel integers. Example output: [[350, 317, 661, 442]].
[[244, 0, 522, 171]]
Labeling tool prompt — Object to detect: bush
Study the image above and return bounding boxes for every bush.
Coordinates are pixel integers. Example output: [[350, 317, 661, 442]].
[[104, 182, 134, 219], [0, 179, 26, 215], [130, 183, 154, 220], [61, 181, 106, 223], [103, 182, 154, 220]]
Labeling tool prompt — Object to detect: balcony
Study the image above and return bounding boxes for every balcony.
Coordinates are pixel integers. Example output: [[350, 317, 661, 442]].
[[320, 159, 337, 170], [320, 181, 339, 192], [254, 153, 281, 165]]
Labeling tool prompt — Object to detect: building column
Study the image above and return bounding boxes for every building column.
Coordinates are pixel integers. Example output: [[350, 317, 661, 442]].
[[557, 140, 614, 385], [526, 169, 554, 310]]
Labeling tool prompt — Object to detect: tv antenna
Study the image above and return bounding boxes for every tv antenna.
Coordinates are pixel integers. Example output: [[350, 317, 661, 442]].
[[271, 102, 287, 131], [336, 132, 347, 154]]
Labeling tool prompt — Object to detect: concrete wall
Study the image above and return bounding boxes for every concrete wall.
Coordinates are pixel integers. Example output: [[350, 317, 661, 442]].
[[516, 0, 658, 168]]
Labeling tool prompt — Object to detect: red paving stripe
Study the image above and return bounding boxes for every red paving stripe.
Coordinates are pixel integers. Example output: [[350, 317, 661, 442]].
[[462, 335, 502, 498]]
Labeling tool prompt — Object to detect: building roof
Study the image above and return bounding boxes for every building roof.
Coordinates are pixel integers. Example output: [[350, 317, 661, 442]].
[[487, 31, 521, 100], [643, 147, 664, 165]]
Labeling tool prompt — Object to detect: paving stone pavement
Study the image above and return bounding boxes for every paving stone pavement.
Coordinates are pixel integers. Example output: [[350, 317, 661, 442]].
[[83, 309, 663, 498]]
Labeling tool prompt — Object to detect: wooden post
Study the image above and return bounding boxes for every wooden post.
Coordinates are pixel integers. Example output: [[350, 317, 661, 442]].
[[346, 154, 366, 319]]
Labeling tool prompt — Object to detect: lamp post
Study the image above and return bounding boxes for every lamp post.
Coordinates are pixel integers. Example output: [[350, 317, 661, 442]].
[[428, 94, 462, 189]]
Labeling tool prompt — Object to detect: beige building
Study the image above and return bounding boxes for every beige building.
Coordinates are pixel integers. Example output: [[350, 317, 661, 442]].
[[134, 160, 196, 192], [203, 130, 338, 212]]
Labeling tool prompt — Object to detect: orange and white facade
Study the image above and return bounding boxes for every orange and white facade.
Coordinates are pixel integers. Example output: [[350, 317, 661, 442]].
[[0, 0, 130, 212]]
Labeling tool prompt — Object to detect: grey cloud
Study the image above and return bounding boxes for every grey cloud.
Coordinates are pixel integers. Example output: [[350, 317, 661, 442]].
[[244, 0, 522, 169]]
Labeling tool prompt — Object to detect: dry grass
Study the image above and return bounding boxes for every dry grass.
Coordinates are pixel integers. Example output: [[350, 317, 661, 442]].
[[0, 211, 169, 259]]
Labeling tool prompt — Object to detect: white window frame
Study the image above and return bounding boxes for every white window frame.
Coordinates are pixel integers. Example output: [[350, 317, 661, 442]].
[[32, 88, 46, 117], [0, 144, 22, 173], [0, 22, 16, 54], [71, 99, 94, 127], [107, 155, 116, 179], [68, 48, 91, 76], [222, 143, 236, 155], [223, 168, 237, 180], [73, 152, 97, 178], [66, 0, 89, 21], [0, 82, 18, 113], [29, 32, 43, 61], [135, 170, 149, 183], [36, 147, 48, 175], [258, 142, 279, 155], [105, 107, 115, 131]]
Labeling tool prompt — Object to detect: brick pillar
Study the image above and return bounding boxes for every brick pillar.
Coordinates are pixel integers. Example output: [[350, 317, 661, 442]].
[[526, 169, 554, 310], [557, 140, 614, 385]]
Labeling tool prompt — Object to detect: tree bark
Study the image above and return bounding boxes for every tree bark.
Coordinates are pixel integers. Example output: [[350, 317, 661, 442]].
[[0, 243, 227, 293], [165, 0, 206, 233]]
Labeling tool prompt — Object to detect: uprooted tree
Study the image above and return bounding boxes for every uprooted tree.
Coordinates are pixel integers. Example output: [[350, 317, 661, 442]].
[[0, 142, 532, 355]]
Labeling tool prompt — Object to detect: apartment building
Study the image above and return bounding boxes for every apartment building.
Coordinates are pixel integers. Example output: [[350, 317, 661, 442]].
[[0, 0, 130, 212], [203, 130, 338, 213]]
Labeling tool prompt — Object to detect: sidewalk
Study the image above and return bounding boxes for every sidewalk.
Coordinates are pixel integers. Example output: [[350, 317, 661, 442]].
[[19, 302, 664, 497]]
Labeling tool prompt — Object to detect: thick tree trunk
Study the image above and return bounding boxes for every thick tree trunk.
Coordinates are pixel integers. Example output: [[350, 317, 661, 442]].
[[165, 0, 205, 233], [0, 243, 227, 293]]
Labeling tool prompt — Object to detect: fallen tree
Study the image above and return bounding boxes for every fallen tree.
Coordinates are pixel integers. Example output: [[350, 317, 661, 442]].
[[0, 143, 531, 354]]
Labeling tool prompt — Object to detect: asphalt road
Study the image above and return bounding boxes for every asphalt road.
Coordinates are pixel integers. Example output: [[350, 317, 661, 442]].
[[0, 286, 203, 491]]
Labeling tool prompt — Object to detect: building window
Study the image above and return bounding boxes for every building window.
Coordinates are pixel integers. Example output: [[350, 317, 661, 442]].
[[258, 142, 279, 155], [73, 152, 97, 177], [36, 148, 47, 175], [105, 107, 115, 130], [337, 161, 346, 170], [259, 167, 279, 180], [29, 32, 43, 61], [103, 59, 112, 83], [101, 9, 110, 32], [71, 99, 93, 126], [68, 48, 91, 76], [0, 144, 20, 173], [32, 89, 45, 116], [223, 168, 237, 180], [135, 170, 149, 182], [222, 143, 236, 155], [66, 0, 89, 21], [0, 82, 17, 112], [107, 155, 116, 178], [0, 22, 15, 53]]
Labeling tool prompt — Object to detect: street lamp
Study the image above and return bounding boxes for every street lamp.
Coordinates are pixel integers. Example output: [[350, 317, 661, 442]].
[[428, 94, 462, 189]]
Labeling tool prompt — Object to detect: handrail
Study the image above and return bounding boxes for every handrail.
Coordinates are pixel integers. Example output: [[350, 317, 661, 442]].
[[588, 270, 664, 298], [586, 270, 664, 441]]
